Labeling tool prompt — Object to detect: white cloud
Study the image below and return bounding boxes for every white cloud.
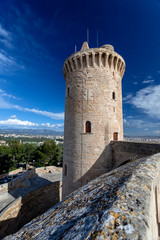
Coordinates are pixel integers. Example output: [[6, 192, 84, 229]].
[[142, 79, 154, 84], [154, 130, 160, 134], [13, 105, 64, 120], [0, 39, 12, 48], [0, 117, 63, 130], [0, 24, 10, 38], [0, 51, 19, 74], [0, 94, 64, 120], [10, 115, 17, 119], [41, 123, 64, 128], [146, 75, 153, 79], [0, 52, 14, 64], [0, 96, 13, 109], [129, 85, 160, 119], [23, 108, 64, 120], [123, 118, 160, 129], [123, 94, 133, 102], [0, 118, 38, 126], [0, 89, 19, 100], [0, 24, 12, 48], [133, 81, 138, 85]]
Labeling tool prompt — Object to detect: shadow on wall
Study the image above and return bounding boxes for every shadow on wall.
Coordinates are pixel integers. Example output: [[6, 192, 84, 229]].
[[7, 155, 160, 239], [74, 144, 112, 190], [111, 141, 160, 169], [73, 141, 160, 196], [0, 168, 61, 239]]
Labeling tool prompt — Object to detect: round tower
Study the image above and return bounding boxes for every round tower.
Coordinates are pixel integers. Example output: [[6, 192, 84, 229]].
[[62, 42, 125, 198]]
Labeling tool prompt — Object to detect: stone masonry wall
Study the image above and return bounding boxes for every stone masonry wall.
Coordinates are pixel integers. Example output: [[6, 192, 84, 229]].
[[5, 153, 160, 240], [0, 181, 62, 239], [111, 141, 160, 168], [0, 169, 36, 195], [62, 43, 125, 198]]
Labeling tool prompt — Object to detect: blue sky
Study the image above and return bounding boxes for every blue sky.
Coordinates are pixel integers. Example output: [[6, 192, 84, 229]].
[[0, 0, 160, 136]]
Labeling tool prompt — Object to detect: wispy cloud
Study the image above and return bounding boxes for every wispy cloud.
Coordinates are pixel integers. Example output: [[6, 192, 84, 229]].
[[0, 24, 10, 38], [23, 108, 64, 120], [0, 96, 13, 109], [0, 51, 21, 74], [128, 85, 160, 119], [146, 75, 153, 79], [133, 81, 138, 85], [123, 94, 133, 102], [0, 94, 64, 120], [142, 79, 154, 84], [124, 118, 160, 129], [0, 51, 14, 64], [0, 24, 12, 48], [41, 123, 64, 128], [0, 89, 19, 100]]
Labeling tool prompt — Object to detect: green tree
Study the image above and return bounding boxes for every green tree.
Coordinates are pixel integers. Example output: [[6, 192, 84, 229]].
[[0, 145, 13, 174]]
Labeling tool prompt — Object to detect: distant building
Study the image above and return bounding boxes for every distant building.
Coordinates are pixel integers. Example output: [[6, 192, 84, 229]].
[[0, 140, 7, 146]]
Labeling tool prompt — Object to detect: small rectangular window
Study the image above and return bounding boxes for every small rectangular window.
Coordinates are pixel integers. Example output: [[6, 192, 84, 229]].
[[113, 132, 118, 141]]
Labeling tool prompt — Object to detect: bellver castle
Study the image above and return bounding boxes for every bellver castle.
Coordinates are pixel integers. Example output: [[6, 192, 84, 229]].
[[62, 42, 125, 198], [3, 43, 160, 239]]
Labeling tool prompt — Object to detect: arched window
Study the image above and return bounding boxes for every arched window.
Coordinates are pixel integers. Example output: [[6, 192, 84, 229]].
[[112, 92, 115, 100], [64, 164, 67, 176], [85, 121, 91, 133]]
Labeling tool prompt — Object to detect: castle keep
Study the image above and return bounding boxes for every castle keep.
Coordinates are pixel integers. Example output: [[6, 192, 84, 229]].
[[62, 42, 125, 198]]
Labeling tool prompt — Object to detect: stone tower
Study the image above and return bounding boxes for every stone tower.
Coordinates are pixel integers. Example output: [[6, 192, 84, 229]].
[[62, 42, 125, 198]]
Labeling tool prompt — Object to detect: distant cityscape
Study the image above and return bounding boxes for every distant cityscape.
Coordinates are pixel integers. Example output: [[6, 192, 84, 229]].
[[0, 128, 64, 146], [124, 137, 160, 143], [0, 128, 160, 145]]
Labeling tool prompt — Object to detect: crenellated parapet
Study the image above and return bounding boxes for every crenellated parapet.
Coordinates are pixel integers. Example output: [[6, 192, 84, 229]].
[[63, 42, 125, 78]]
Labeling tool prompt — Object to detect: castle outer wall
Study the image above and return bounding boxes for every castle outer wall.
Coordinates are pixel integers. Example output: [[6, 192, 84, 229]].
[[62, 43, 125, 198]]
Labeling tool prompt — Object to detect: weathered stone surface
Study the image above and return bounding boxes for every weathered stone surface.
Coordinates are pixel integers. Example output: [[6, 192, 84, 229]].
[[111, 140, 160, 168], [5, 153, 160, 239], [63, 43, 125, 198], [0, 167, 62, 239]]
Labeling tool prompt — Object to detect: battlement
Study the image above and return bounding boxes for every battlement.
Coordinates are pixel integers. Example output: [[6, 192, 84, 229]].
[[63, 42, 125, 78]]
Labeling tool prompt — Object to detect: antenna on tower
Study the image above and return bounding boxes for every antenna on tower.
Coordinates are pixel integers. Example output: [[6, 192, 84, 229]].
[[87, 28, 89, 44], [97, 29, 99, 47], [75, 45, 77, 52]]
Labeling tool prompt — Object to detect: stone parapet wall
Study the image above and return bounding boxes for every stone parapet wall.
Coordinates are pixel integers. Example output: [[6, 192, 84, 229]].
[[0, 168, 23, 180], [0, 169, 36, 195], [35, 166, 62, 174], [5, 153, 160, 240], [0, 181, 62, 239], [111, 140, 160, 168]]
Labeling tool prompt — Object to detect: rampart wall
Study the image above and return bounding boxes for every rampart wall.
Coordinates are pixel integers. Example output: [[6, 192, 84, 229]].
[[0, 180, 61, 239], [111, 141, 160, 168], [0, 169, 35, 195], [0, 168, 23, 180], [5, 153, 160, 240]]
